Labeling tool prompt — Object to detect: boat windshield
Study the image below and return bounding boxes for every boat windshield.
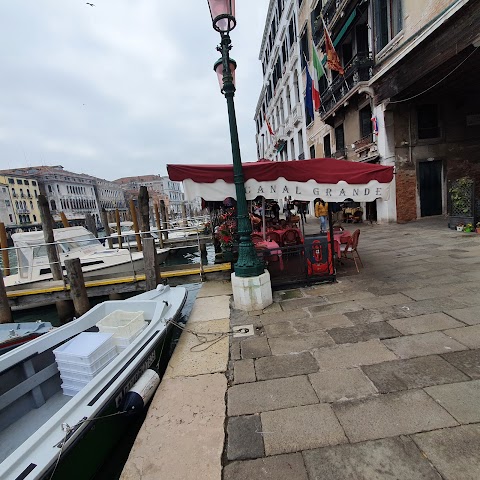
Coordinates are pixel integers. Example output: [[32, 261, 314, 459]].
[[60, 235, 101, 251]]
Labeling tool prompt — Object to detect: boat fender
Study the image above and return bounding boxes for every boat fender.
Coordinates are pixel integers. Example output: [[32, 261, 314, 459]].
[[121, 369, 160, 414]]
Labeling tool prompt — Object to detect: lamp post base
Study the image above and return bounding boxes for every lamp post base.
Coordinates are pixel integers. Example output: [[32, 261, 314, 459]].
[[231, 270, 273, 312]]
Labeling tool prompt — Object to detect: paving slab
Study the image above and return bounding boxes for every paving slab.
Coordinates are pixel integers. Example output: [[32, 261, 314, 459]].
[[121, 373, 226, 480], [258, 308, 310, 325], [307, 301, 364, 316], [362, 355, 469, 393], [196, 281, 232, 298], [356, 293, 414, 309], [231, 340, 241, 360], [303, 436, 442, 480], [328, 322, 401, 344], [333, 389, 458, 443], [227, 415, 264, 460], [444, 325, 480, 348], [401, 285, 464, 301], [261, 404, 347, 455], [292, 314, 354, 332], [444, 306, 480, 325], [240, 336, 271, 359], [255, 352, 319, 380], [261, 302, 282, 314], [227, 375, 318, 416], [313, 339, 398, 370], [390, 298, 466, 317], [233, 359, 256, 384], [223, 453, 309, 480], [280, 296, 329, 311], [442, 349, 480, 379], [412, 424, 480, 480], [308, 368, 377, 403], [388, 313, 465, 335], [425, 380, 480, 424], [382, 331, 468, 359], [164, 319, 229, 379], [345, 307, 408, 325], [268, 332, 335, 355], [275, 289, 305, 301], [322, 291, 376, 304], [187, 295, 230, 323], [263, 321, 296, 338]]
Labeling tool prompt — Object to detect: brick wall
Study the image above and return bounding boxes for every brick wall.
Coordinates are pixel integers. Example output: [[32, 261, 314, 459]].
[[396, 170, 417, 223]]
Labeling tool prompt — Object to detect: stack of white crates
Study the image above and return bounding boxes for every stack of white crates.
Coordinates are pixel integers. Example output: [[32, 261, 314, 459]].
[[96, 310, 147, 353], [54, 332, 117, 397]]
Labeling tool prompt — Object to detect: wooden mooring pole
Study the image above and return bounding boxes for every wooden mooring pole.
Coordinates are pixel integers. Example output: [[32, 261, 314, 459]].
[[115, 208, 123, 249], [38, 194, 74, 324], [154, 203, 164, 248], [85, 213, 98, 237], [138, 186, 150, 239], [160, 200, 168, 240], [143, 237, 159, 291], [60, 212, 69, 228], [0, 268, 12, 323], [65, 258, 90, 317], [0, 222, 10, 276], [101, 208, 113, 250], [181, 202, 188, 226], [130, 199, 142, 252]]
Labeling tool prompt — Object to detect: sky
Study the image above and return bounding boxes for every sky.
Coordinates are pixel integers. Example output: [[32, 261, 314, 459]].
[[0, 1, 269, 181]]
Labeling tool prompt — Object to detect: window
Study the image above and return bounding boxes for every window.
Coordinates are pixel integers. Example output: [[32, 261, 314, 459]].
[[375, 0, 403, 52], [324, 134, 332, 157], [9, 214, 13, 222], [17, 179, 23, 185], [359, 105, 373, 139], [24, 180, 29, 185], [33, 215, 37, 222], [300, 29, 309, 68], [298, 130, 304, 158], [335, 124, 345, 152], [32, 181, 37, 186], [417, 104, 440, 139], [8, 178, 14, 184], [5, 200, 10, 207], [48, 185, 52, 193], [310, 144, 316, 159]]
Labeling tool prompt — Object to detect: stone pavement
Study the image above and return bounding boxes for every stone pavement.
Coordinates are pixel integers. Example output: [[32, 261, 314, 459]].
[[225, 217, 480, 480]]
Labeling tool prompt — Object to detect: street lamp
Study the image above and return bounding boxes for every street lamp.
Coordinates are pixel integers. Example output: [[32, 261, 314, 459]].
[[207, 0, 264, 278]]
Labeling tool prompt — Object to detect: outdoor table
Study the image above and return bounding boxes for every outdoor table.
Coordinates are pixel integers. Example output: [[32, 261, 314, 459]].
[[255, 240, 284, 270], [329, 230, 352, 258]]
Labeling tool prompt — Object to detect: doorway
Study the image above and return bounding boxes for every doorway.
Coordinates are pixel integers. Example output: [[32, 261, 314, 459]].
[[419, 160, 443, 216]]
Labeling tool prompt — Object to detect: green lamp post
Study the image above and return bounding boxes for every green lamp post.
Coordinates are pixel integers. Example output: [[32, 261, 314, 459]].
[[208, 0, 264, 277]]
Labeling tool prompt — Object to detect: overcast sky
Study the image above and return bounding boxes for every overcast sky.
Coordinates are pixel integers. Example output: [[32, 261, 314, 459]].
[[0, 1, 268, 181]]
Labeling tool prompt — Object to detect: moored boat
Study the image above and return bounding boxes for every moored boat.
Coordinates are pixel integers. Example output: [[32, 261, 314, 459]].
[[0, 322, 54, 355], [0, 284, 187, 479]]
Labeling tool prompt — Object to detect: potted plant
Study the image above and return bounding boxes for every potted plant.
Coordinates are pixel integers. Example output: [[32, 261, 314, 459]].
[[476, 222, 480, 234], [456, 223, 465, 232], [448, 177, 475, 229], [216, 213, 237, 262], [464, 223, 474, 233]]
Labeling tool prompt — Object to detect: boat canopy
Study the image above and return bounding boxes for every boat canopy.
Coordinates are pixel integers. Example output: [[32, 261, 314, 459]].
[[11, 227, 101, 279]]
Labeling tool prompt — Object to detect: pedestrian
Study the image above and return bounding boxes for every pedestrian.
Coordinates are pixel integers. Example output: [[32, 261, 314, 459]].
[[283, 197, 290, 220], [271, 201, 280, 222], [298, 202, 307, 223], [315, 199, 328, 233]]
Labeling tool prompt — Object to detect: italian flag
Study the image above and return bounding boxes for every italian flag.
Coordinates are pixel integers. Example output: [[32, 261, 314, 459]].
[[311, 42, 323, 111]]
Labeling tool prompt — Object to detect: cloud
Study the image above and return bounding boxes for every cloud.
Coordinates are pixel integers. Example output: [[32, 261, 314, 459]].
[[0, 1, 268, 179]]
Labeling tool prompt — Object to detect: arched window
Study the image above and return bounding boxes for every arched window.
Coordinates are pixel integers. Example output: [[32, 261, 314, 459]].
[[50, 200, 56, 211], [285, 85, 291, 115], [293, 71, 299, 105]]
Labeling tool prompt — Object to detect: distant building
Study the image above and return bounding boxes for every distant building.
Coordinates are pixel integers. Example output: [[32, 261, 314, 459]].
[[0, 181, 16, 227], [0, 174, 41, 227]]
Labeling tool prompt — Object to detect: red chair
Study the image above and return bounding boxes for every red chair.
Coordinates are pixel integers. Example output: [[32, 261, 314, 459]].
[[282, 228, 301, 246], [340, 229, 363, 272], [251, 233, 263, 245], [266, 231, 282, 245]]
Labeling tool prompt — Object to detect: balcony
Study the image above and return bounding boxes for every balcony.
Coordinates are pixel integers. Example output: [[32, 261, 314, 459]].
[[17, 208, 30, 214], [321, 0, 350, 30], [353, 134, 375, 153], [276, 125, 286, 138], [292, 103, 303, 126], [334, 148, 347, 159], [320, 52, 374, 120]]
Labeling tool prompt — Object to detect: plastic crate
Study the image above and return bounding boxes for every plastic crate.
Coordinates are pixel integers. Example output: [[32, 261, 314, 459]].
[[53, 332, 115, 365], [60, 367, 102, 384], [96, 310, 146, 339], [61, 377, 88, 392], [55, 346, 117, 375]]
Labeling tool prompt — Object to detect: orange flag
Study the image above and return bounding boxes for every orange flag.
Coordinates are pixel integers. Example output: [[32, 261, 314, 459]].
[[323, 18, 344, 75]]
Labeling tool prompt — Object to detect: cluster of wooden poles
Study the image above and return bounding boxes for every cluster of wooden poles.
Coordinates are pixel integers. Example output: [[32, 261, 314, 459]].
[[0, 186, 179, 325]]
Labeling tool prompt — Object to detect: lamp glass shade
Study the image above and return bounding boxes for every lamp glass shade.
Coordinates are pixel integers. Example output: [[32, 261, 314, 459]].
[[207, 0, 236, 32], [214, 58, 236, 90]]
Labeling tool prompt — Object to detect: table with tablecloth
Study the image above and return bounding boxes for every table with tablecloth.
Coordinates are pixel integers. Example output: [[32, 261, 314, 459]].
[[255, 240, 284, 270], [328, 230, 352, 258]]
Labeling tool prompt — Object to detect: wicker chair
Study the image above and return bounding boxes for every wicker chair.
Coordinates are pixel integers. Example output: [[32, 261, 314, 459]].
[[282, 228, 301, 247]]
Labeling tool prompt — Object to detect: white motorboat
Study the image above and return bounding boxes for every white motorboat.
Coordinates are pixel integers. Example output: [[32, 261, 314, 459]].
[[3, 226, 168, 290], [0, 322, 54, 354], [0, 284, 187, 479]]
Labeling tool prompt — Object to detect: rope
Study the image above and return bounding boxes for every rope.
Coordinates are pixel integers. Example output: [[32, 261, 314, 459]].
[[389, 46, 479, 104], [167, 318, 249, 352], [49, 411, 127, 479]]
